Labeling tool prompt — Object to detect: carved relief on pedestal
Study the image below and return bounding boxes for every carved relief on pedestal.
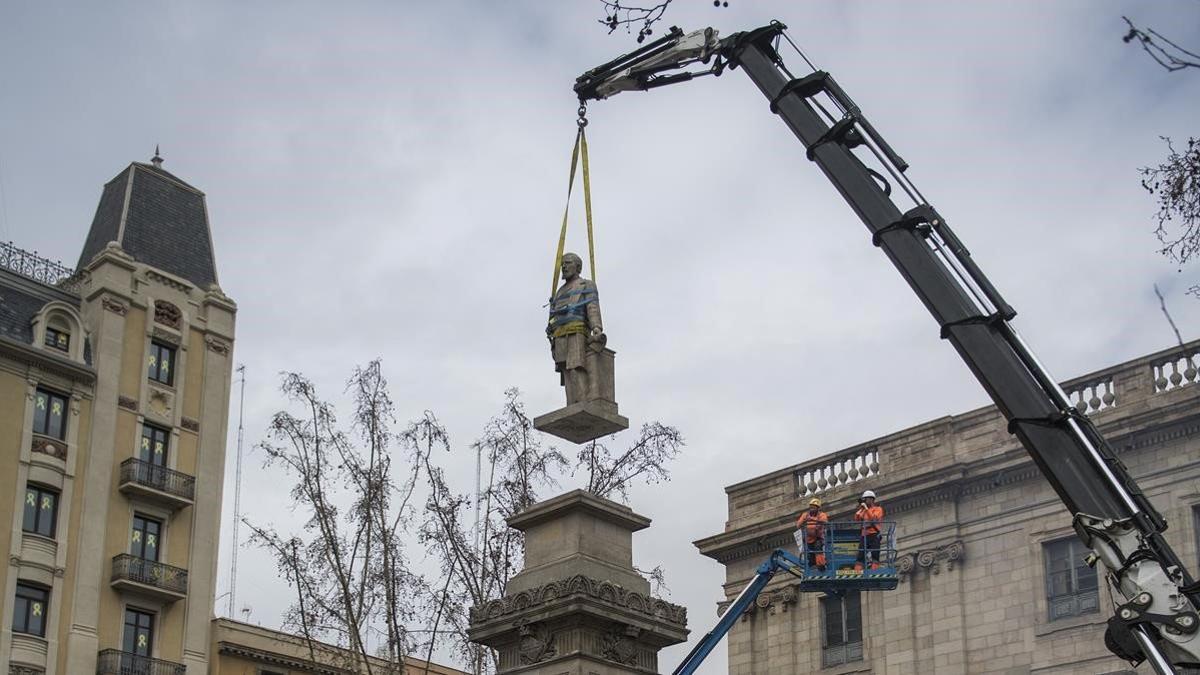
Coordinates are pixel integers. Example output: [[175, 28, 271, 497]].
[[516, 620, 556, 665], [471, 574, 688, 628], [896, 540, 965, 582], [601, 625, 642, 665]]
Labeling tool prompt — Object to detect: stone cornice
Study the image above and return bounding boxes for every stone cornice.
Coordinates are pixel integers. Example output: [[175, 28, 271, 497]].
[[0, 335, 95, 385], [216, 642, 345, 674], [470, 574, 687, 629], [508, 489, 651, 532]]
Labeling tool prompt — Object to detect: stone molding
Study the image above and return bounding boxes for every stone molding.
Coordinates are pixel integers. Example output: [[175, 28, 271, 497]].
[[118, 395, 138, 412], [471, 574, 687, 628], [181, 417, 201, 432], [152, 326, 181, 346], [896, 540, 965, 581], [146, 269, 192, 293], [717, 585, 798, 619], [8, 665, 45, 675], [101, 296, 128, 315]]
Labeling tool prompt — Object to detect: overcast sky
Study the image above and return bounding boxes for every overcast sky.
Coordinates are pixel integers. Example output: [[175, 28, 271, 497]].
[[3, 1, 1200, 672]]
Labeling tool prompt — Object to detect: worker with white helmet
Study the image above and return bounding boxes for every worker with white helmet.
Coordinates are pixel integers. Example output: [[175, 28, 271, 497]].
[[796, 497, 829, 571], [854, 489, 885, 572]]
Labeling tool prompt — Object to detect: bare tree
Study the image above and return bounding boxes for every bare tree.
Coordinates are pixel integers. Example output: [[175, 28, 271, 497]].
[[575, 422, 683, 502], [418, 389, 568, 673], [246, 363, 429, 673]]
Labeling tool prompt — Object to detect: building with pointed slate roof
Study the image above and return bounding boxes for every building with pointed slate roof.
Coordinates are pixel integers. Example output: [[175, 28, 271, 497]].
[[0, 155, 237, 675]]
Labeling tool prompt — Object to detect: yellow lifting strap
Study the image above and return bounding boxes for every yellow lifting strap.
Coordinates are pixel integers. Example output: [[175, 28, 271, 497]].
[[551, 126, 597, 297]]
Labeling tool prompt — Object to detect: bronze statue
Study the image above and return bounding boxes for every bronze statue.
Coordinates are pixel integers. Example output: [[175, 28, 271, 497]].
[[547, 253, 605, 404]]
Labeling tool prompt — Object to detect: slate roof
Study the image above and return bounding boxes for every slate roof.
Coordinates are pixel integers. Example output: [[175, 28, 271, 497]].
[[0, 268, 91, 364], [76, 162, 218, 289]]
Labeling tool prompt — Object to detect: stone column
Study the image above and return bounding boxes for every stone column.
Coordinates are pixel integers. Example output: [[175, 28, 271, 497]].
[[469, 490, 688, 674]]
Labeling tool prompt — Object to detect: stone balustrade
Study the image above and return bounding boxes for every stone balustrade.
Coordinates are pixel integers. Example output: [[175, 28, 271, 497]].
[[714, 339, 1200, 530], [795, 447, 880, 498]]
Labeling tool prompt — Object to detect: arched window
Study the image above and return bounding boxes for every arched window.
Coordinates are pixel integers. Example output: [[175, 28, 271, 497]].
[[33, 302, 85, 362]]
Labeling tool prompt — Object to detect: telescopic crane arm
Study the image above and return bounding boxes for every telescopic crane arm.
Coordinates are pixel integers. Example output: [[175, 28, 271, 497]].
[[578, 22, 1200, 673]]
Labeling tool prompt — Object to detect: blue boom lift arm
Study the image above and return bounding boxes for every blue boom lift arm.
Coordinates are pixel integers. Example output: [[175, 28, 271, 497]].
[[672, 549, 805, 675], [576, 22, 1200, 674]]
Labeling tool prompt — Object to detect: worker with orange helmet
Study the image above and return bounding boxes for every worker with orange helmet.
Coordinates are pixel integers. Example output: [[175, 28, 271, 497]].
[[796, 497, 829, 571], [854, 489, 885, 571]]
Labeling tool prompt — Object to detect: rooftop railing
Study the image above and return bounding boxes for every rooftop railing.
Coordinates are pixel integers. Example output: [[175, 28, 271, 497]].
[[0, 240, 82, 293]]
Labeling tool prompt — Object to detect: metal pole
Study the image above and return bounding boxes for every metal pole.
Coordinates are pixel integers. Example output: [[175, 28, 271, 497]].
[[228, 364, 246, 618]]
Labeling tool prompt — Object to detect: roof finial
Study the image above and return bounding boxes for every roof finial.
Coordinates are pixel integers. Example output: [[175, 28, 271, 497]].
[[151, 145, 163, 169]]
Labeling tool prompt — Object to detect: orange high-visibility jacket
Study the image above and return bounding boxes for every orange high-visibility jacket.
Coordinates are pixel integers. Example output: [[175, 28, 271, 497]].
[[855, 504, 884, 536], [796, 510, 829, 543]]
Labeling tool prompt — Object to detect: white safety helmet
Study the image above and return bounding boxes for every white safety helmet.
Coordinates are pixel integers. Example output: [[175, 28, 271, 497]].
[[861, 490, 876, 499]]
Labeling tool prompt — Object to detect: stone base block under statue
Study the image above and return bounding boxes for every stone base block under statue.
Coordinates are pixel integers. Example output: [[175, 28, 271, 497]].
[[536, 347, 629, 444]]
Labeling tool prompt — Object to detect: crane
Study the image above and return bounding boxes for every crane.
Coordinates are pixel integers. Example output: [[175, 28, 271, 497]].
[[576, 22, 1200, 674]]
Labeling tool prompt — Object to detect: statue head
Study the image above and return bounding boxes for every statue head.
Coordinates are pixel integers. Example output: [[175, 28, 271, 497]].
[[561, 253, 583, 281]]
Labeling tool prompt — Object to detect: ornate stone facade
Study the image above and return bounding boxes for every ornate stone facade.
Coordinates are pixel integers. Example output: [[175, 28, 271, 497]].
[[696, 341, 1200, 674]]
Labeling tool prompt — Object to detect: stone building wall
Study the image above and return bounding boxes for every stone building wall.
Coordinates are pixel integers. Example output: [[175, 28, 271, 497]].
[[696, 340, 1200, 675]]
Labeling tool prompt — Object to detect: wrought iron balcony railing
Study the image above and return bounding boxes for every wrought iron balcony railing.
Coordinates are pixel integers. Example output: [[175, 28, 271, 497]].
[[110, 554, 188, 597], [119, 458, 195, 503], [96, 649, 186, 675], [0, 240, 82, 293]]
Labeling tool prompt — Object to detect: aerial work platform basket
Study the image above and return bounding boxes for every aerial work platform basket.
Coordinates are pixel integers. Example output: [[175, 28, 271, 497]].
[[794, 521, 899, 592]]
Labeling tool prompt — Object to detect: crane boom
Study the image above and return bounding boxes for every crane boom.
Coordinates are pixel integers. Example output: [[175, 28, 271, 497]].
[[578, 21, 1200, 673]]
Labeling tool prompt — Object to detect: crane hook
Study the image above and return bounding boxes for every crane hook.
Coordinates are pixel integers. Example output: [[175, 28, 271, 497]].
[[577, 103, 589, 128]]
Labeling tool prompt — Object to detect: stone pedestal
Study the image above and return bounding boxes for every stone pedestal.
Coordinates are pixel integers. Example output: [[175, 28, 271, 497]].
[[469, 490, 688, 674], [536, 348, 629, 444]]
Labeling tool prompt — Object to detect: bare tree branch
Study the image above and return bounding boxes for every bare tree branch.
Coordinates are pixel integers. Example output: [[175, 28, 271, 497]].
[[1143, 137, 1200, 264], [596, 0, 728, 43], [1123, 16, 1200, 72], [575, 422, 683, 501]]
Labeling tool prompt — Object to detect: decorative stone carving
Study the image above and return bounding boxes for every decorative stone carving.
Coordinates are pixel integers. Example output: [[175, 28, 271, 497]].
[[471, 574, 688, 627], [723, 585, 798, 621], [9, 665, 46, 675], [516, 620, 556, 665], [181, 417, 200, 432], [154, 300, 182, 328], [30, 436, 67, 461], [118, 396, 138, 411], [602, 625, 641, 665], [147, 387, 174, 420], [896, 540, 965, 582], [101, 297, 128, 316], [205, 336, 230, 355]]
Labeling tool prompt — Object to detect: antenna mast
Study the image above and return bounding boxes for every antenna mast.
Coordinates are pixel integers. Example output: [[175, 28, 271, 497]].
[[228, 364, 246, 617]]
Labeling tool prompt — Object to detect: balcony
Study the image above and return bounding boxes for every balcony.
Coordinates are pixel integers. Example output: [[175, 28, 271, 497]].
[[96, 649, 186, 675], [110, 554, 188, 602], [118, 459, 195, 510]]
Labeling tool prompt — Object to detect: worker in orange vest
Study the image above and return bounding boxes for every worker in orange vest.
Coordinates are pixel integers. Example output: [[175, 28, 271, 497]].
[[796, 497, 829, 571], [854, 490, 884, 571]]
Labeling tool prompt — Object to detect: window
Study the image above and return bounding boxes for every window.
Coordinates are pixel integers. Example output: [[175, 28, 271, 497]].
[[13, 583, 49, 637], [822, 591, 863, 668], [147, 341, 175, 385], [33, 388, 67, 440], [122, 608, 155, 656], [43, 326, 70, 352], [140, 424, 169, 466], [22, 484, 59, 538], [130, 515, 162, 562], [1044, 537, 1099, 621]]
